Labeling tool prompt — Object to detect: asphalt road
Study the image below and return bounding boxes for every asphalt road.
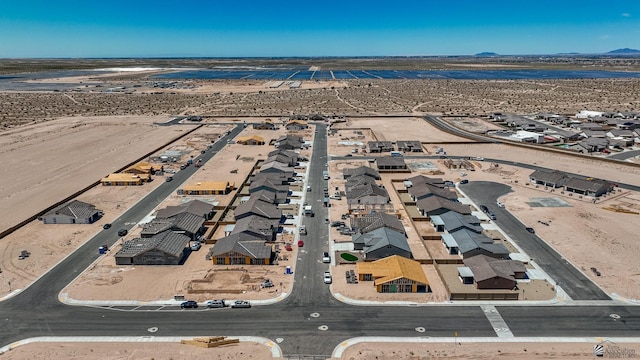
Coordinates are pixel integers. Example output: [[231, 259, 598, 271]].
[[1, 122, 640, 357], [460, 181, 610, 301], [608, 149, 640, 161]]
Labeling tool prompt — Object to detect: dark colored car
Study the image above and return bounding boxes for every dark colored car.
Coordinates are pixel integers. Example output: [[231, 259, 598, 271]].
[[180, 300, 198, 309], [460, 179, 469, 184], [479, 205, 488, 213], [103, 223, 112, 230], [117, 229, 128, 236], [526, 227, 535, 234]]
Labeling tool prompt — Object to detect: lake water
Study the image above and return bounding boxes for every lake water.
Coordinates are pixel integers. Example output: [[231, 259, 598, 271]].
[[153, 69, 640, 80]]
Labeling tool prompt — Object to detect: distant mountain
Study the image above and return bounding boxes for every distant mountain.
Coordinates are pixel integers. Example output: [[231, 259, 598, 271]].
[[607, 48, 640, 54], [475, 52, 499, 57]]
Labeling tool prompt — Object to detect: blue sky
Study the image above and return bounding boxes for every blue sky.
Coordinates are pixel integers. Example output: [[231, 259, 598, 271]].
[[1, 0, 639, 57]]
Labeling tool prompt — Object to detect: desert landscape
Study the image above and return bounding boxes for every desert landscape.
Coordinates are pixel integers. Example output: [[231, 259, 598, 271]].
[[1, 61, 640, 358]]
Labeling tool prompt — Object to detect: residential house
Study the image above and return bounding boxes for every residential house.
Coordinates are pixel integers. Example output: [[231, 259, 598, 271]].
[[115, 231, 191, 265], [352, 227, 411, 260], [376, 156, 407, 171], [529, 170, 569, 188], [430, 211, 482, 234], [248, 177, 290, 194], [351, 211, 405, 235], [441, 229, 510, 259], [285, 120, 309, 131], [396, 140, 423, 152], [231, 215, 280, 241], [259, 161, 294, 174], [253, 120, 277, 130], [123, 161, 155, 175], [346, 183, 390, 206], [208, 234, 273, 265], [234, 196, 283, 220], [181, 181, 234, 195], [578, 137, 609, 153], [141, 212, 206, 240], [405, 175, 446, 189], [459, 254, 526, 289], [367, 141, 394, 153], [236, 135, 265, 145], [343, 166, 381, 180], [357, 255, 430, 293], [156, 200, 215, 220], [101, 173, 146, 186], [407, 182, 457, 202], [564, 178, 613, 197], [41, 200, 102, 224], [416, 197, 471, 218], [345, 174, 378, 191]]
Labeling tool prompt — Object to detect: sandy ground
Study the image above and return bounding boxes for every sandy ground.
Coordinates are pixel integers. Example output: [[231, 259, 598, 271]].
[[0, 115, 195, 233], [4, 340, 639, 359], [2, 341, 275, 360], [337, 341, 640, 359]]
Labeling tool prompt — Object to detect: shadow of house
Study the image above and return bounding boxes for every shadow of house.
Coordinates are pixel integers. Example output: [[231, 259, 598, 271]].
[[356, 255, 430, 293], [41, 200, 102, 224], [458, 254, 526, 289], [115, 231, 191, 265]]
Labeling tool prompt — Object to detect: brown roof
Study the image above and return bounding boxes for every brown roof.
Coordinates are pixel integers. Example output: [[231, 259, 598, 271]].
[[357, 255, 429, 286]]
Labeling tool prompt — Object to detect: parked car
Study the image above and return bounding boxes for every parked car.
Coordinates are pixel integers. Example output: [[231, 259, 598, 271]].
[[298, 239, 304, 247], [488, 212, 497, 220], [460, 179, 469, 184], [180, 300, 198, 309], [117, 229, 128, 236], [474, 157, 485, 161], [205, 299, 226, 308], [261, 279, 274, 288], [103, 223, 112, 230], [331, 221, 346, 227], [191, 242, 201, 251], [323, 271, 332, 284], [322, 252, 331, 263], [231, 300, 251, 308], [479, 205, 488, 213], [497, 201, 505, 208], [526, 227, 535, 234], [165, 176, 173, 182]]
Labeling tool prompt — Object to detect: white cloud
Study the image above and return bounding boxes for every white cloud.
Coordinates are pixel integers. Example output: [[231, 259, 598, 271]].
[[622, 13, 631, 17], [599, 34, 610, 40]]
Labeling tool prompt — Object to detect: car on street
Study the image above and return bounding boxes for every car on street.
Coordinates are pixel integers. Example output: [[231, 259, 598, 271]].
[[488, 212, 497, 220], [460, 179, 469, 184], [205, 299, 226, 308], [323, 271, 332, 284], [322, 252, 331, 263], [117, 229, 128, 236], [231, 300, 251, 308], [526, 227, 535, 234], [474, 157, 485, 161], [497, 201, 505, 208], [298, 239, 304, 247], [180, 300, 198, 309], [479, 205, 488, 213], [165, 176, 173, 182], [103, 223, 112, 230]]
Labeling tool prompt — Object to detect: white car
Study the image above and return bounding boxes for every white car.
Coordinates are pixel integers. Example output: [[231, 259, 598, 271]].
[[497, 201, 505, 208], [474, 157, 485, 161], [322, 252, 331, 263], [323, 271, 332, 284]]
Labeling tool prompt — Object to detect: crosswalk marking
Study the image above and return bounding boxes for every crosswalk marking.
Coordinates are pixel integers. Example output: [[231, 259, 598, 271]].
[[481, 305, 514, 338]]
